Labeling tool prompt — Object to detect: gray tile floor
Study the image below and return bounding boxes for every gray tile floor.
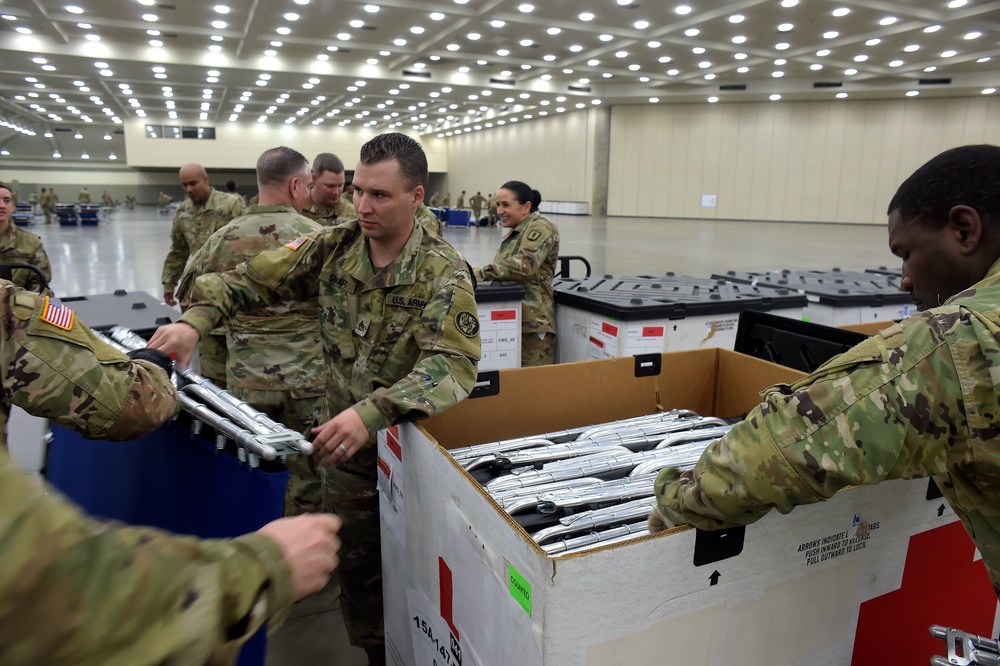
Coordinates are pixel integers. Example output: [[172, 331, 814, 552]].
[[25, 205, 901, 666]]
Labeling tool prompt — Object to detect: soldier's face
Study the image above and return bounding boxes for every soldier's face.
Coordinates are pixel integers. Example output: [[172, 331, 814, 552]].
[[0, 188, 11, 225], [312, 169, 345, 206], [352, 159, 423, 244], [179, 168, 211, 204], [888, 210, 973, 311], [496, 188, 531, 228]]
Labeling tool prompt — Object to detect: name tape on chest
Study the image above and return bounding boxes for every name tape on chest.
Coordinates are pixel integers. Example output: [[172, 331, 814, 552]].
[[284, 236, 308, 251], [41, 296, 75, 331], [387, 294, 428, 310]]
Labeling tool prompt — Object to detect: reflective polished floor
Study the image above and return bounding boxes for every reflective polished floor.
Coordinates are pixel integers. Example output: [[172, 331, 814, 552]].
[[28, 205, 899, 666], [35, 205, 899, 299]]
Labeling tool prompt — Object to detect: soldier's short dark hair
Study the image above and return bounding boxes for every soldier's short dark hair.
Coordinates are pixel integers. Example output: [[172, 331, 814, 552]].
[[257, 146, 309, 188], [312, 152, 345, 176], [500, 180, 534, 206], [0, 181, 9, 193], [888, 144, 1000, 231], [226, 180, 238, 192], [359, 133, 428, 190]]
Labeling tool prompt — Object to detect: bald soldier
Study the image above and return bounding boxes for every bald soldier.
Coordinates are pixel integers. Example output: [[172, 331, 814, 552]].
[[301, 152, 356, 227], [650, 144, 1000, 602], [0, 280, 342, 664], [179, 146, 328, 517], [149, 132, 481, 666], [161, 163, 246, 388]]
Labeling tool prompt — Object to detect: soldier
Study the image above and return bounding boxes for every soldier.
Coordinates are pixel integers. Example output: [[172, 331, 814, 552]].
[[340, 181, 355, 210], [226, 179, 247, 205], [0, 280, 343, 663], [649, 144, 1000, 600], [161, 163, 246, 388], [157, 191, 173, 211], [27, 190, 37, 215], [469, 190, 486, 224], [78, 187, 90, 204], [428, 191, 439, 207], [39, 187, 55, 225], [179, 147, 328, 517], [474, 181, 559, 366], [415, 202, 441, 236], [442, 191, 451, 207], [148, 132, 481, 666], [0, 182, 51, 293], [487, 192, 498, 226], [301, 152, 356, 227], [456, 190, 466, 209]]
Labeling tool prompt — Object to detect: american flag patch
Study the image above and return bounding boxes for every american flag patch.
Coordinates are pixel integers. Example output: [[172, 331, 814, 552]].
[[284, 236, 308, 250], [41, 296, 75, 331]]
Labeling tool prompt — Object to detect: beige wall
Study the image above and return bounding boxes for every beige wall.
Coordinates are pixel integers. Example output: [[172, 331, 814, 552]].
[[123, 123, 448, 173], [442, 109, 596, 205], [608, 97, 1000, 224]]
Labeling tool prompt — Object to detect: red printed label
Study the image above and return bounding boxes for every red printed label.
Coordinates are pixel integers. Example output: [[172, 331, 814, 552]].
[[589, 337, 604, 348], [643, 326, 665, 337], [491, 310, 517, 321], [602, 322, 619, 336]]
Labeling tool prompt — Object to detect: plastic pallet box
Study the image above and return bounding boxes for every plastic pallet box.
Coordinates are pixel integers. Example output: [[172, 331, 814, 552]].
[[79, 203, 101, 226], [554, 273, 807, 363], [714, 268, 913, 326], [444, 209, 470, 227]]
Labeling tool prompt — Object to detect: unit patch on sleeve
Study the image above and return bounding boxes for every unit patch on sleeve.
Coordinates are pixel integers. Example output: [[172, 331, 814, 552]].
[[284, 236, 308, 250], [525, 229, 542, 243], [455, 311, 480, 338], [41, 296, 75, 331]]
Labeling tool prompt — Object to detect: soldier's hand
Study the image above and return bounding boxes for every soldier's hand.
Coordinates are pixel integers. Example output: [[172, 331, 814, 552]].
[[312, 408, 371, 467], [147, 322, 200, 367], [648, 506, 678, 534], [258, 514, 343, 601], [163, 289, 177, 306]]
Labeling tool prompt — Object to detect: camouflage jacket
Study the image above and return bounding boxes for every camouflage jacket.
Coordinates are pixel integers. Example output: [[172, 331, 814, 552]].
[[179, 204, 326, 392], [415, 204, 441, 236], [475, 212, 559, 335], [302, 197, 356, 228], [469, 194, 486, 211], [161, 188, 246, 290], [179, 220, 481, 442], [654, 257, 1000, 598], [1, 284, 293, 664], [0, 222, 52, 293]]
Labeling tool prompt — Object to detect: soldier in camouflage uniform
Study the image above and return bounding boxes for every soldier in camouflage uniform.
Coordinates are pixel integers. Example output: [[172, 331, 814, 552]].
[[0, 280, 343, 663], [301, 152, 357, 227], [0, 182, 51, 293], [161, 163, 247, 388], [415, 202, 441, 236], [341, 181, 354, 210], [39, 187, 54, 225], [650, 144, 1000, 600], [77, 187, 90, 204], [179, 147, 328, 517], [456, 190, 466, 209], [149, 133, 481, 666], [469, 191, 486, 224], [442, 191, 451, 207], [474, 181, 559, 366], [487, 192, 498, 226], [428, 191, 439, 207]]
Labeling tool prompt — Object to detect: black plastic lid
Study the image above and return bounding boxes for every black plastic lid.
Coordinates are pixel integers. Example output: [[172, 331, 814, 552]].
[[713, 269, 910, 306], [60, 291, 178, 339], [476, 281, 525, 303]]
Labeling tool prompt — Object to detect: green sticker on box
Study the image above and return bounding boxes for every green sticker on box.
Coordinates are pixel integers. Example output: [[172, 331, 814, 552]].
[[508, 563, 532, 616]]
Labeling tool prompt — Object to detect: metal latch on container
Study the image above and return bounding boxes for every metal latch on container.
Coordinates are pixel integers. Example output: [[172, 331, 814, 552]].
[[634, 353, 661, 377], [470, 370, 500, 399]]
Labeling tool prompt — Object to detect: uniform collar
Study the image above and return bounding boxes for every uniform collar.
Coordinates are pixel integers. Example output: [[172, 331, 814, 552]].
[[0, 221, 19, 247], [248, 203, 295, 214], [340, 220, 423, 289], [188, 187, 220, 210]]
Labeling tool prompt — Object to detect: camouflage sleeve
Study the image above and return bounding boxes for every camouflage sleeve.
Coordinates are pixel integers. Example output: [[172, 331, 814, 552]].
[[478, 225, 557, 284], [7, 290, 181, 440], [654, 318, 959, 529], [27, 239, 52, 292], [162, 210, 190, 290], [352, 270, 481, 435], [0, 446, 292, 665], [179, 233, 326, 338], [176, 235, 214, 307]]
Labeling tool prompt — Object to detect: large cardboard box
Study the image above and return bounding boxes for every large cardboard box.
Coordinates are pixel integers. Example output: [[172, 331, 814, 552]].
[[378, 351, 996, 666]]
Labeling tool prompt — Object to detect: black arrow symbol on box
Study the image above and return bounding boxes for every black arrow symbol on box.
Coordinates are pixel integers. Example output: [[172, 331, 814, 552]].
[[709, 570, 721, 586], [938, 504, 946, 517]]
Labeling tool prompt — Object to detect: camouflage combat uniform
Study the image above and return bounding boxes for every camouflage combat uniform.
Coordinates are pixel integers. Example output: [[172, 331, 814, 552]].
[[654, 257, 1000, 599], [78, 189, 90, 204], [179, 219, 481, 655], [469, 193, 486, 223], [161, 187, 246, 387], [40, 190, 55, 225], [487, 194, 498, 226], [0, 222, 51, 293], [179, 203, 329, 516], [474, 211, 559, 366], [302, 196, 356, 228], [456, 193, 465, 209], [0, 282, 296, 664], [415, 203, 441, 236]]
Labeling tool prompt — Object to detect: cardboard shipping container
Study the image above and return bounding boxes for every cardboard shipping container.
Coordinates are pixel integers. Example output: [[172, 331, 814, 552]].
[[378, 350, 996, 666]]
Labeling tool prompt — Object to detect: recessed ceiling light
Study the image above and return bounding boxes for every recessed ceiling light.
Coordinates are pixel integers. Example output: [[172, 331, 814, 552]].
[[634, 20, 649, 29], [776, 42, 789, 50], [778, 23, 793, 31], [774, 58, 786, 65], [832, 7, 850, 17], [599, 33, 613, 41], [146, 28, 160, 35], [649, 97, 659, 103], [692, 46, 705, 54], [411, 26, 425, 34], [212, 20, 226, 28], [853, 54, 868, 62], [983, 88, 997, 95], [394, 38, 407, 46], [698, 60, 710, 68], [770, 94, 781, 100], [518, 3, 534, 12], [818, 49, 831, 56], [978, 57, 992, 63], [211, 35, 222, 41], [684, 28, 699, 37], [521, 38, 533, 46], [845, 68, 858, 75], [780, 0, 798, 6], [879, 16, 897, 26], [285, 12, 300, 21], [772, 71, 784, 77], [77, 22, 91, 28], [865, 38, 881, 46], [708, 96, 719, 103], [965, 31, 982, 39], [270, 40, 282, 46], [647, 40, 660, 48], [366, 4, 380, 12], [948, 0, 967, 7], [732, 35, 747, 44], [667, 68, 679, 75], [85, 33, 99, 40], [579, 12, 594, 21], [810, 63, 822, 70], [569, 44, 583, 52], [836, 92, 847, 98], [66, 5, 83, 13], [214, 5, 230, 13], [823, 31, 838, 39], [675, 5, 692, 14], [904, 44, 919, 52], [467, 32, 479, 40], [924, 25, 941, 33], [906, 90, 919, 96], [497, 48, 509, 56], [734, 52, 747, 60], [889, 59, 903, 67], [729, 14, 744, 23]]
